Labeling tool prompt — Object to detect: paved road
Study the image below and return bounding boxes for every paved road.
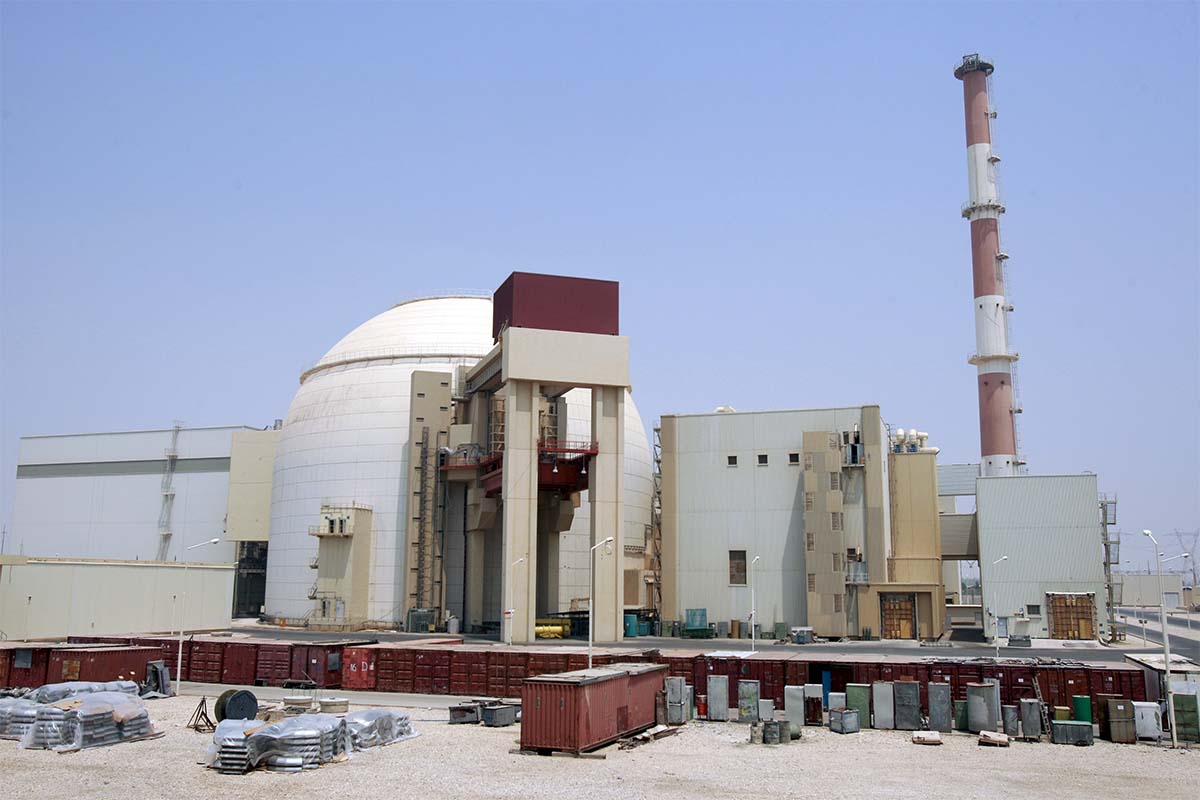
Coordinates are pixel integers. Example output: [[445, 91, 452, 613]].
[[222, 624, 1155, 663], [1117, 608, 1200, 661]]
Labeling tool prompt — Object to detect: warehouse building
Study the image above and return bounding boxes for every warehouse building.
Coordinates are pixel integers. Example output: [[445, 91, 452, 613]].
[[659, 405, 945, 639], [1117, 573, 1185, 609]]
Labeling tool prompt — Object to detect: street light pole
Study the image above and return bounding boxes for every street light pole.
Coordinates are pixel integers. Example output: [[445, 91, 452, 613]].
[[750, 555, 761, 653], [1144, 530, 1178, 749], [588, 536, 614, 669], [177, 538, 220, 692], [506, 556, 526, 646], [990, 556, 1008, 660]]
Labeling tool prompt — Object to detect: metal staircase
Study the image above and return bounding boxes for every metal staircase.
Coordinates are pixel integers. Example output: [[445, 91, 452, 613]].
[[650, 426, 664, 614], [156, 422, 183, 561]]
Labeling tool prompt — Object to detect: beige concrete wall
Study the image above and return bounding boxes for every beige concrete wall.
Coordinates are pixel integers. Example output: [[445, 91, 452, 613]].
[[0, 556, 233, 640], [804, 431, 846, 637], [224, 430, 279, 542], [502, 327, 630, 389], [659, 416, 679, 622], [312, 505, 375, 625]]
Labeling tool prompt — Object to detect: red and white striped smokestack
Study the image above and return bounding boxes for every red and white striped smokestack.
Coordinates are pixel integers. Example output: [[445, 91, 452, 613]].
[[955, 54, 1019, 478]]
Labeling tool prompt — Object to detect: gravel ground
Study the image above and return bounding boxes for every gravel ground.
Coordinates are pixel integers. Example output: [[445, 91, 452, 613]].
[[0, 695, 1193, 800]]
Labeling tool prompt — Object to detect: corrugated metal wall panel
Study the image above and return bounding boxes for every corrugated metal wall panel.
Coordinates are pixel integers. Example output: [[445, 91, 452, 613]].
[[977, 475, 1105, 640], [937, 463, 980, 496]]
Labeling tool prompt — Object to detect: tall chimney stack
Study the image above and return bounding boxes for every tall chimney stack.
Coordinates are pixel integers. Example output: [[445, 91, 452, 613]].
[[955, 54, 1019, 478]]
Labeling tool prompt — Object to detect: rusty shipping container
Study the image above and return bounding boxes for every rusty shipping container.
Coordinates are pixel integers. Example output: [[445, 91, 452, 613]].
[[520, 663, 667, 754], [220, 642, 260, 685], [0, 643, 56, 688], [255, 643, 294, 686], [342, 644, 382, 691], [48, 646, 160, 683], [290, 640, 374, 688]]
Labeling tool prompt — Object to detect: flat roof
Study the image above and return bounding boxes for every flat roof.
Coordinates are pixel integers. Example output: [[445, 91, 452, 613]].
[[20, 424, 263, 441], [663, 404, 876, 420]]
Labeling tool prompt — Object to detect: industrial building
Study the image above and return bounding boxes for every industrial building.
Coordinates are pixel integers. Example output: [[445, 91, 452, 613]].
[[659, 406, 944, 639], [0, 55, 1135, 647], [1117, 573, 1185, 609]]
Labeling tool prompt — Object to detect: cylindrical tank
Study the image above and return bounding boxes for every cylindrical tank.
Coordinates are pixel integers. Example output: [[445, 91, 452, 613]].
[[1072, 695, 1093, 723], [623, 614, 639, 638]]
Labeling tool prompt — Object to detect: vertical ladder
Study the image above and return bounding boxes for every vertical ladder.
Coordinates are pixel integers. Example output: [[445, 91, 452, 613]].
[[156, 422, 183, 561], [413, 426, 434, 609], [650, 426, 664, 614]]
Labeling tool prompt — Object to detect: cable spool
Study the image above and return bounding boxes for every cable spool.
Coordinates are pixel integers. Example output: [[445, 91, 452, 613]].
[[215, 688, 259, 721]]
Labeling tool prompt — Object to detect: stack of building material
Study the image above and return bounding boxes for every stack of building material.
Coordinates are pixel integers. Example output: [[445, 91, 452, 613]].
[[344, 709, 414, 748], [210, 720, 260, 774], [24, 705, 69, 749], [244, 714, 349, 772], [28, 680, 138, 704], [20, 692, 158, 751], [0, 698, 39, 739]]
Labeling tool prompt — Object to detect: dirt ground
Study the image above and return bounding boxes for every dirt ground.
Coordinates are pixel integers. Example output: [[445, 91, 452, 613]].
[[0, 695, 1193, 800]]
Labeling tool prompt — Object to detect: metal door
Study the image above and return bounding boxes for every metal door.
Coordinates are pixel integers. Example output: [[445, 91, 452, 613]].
[[997, 616, 1008, 638]]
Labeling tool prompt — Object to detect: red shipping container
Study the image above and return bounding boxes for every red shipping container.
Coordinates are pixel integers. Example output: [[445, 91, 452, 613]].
[[220, 642, 259, 685], [290, 640, 373, 688], [48, 646, 160, 683], [520, 663, 665, 753], [341, 645, 382, 691], [188, 640, 225, 683], [1008, 666, 1038, 701], [491, 271, 620, 342], [255, 643, 294, 686], [0, 643, 54, 688]]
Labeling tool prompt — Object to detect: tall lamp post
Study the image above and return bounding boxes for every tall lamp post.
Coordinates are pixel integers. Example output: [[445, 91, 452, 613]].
[[1143, 530, 1179, 749], [588, 536, 614, 669], [990, 555, 1008, 660], [750, 555, 761, 653], [505, 556, 526, 646], [177, 538, 220, 691]]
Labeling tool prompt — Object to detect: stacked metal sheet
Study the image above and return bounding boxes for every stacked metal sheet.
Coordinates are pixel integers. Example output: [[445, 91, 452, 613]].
[[215, 732, 252, 774], [343, 709, 413, 749], [77, 705, 122, 748], [25, 705, 70, 749]]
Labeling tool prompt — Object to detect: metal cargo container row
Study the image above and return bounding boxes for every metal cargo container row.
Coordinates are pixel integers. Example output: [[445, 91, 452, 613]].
[[48, 646, 160, 683]]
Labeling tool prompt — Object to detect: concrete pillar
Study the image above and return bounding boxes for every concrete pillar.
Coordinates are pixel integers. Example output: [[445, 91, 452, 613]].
[[501, 379, 539, 644], [464, 487, 496, 632], [589, 385, 625, 642]]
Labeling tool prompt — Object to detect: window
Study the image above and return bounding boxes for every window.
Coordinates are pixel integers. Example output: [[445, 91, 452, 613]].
[[829, 472, 841, 491], [807, 573, 816, 592], [789, 452, 800, 465], [804, 453, 814, 471], [757, 454, 768, 466], [328, 519, 336, 534], [729, 550, 747, 585], [727, 455, 738, 467], [831, 511, 843, 531], [834, 594, 843, 613], [416, 392, 426, 398], [1026, 604, 1042, 617], [804, 492, 814, 512], [832, 553, 841, 572], [806, 532, 815, 551], [338, 518, 345, 534]]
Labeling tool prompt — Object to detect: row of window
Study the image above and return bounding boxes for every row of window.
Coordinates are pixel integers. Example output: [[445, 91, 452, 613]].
[[728, 548, 847, 585], [728, 453, 808, 467]]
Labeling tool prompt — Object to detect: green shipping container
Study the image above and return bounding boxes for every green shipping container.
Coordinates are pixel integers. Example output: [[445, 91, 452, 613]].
[[1072, 695, 1093, 723], [845, 684, 871, 728]]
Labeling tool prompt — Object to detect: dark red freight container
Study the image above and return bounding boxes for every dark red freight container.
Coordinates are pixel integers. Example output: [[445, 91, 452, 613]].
[[290, 640, 373, 688], [255, 643, 294, 686], [520, 663, 666, 754], [188, 640, 226, 683], [491, 272, 620, 342], [48, 646, 160, 683], [342, 645, 381, 691], [131, 636, 190, 679], [220, 642, 260, 685], [0, 643, 54, 688]]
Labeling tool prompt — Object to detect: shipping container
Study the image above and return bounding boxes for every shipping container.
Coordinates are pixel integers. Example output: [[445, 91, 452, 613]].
[[188, 640, 226, 683], [491, 272, 620, 342], [520, 663, 666, 753], [255, 643, 294, 686], [342, 644, 384, 691], [48, 646, 160, 683], [0, 643, 55, 688], [219, 642, 259, 685], [290, 640, 374, 688]]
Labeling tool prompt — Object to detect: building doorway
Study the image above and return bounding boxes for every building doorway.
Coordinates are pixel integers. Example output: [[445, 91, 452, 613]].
[[880, 593, 917, 639]]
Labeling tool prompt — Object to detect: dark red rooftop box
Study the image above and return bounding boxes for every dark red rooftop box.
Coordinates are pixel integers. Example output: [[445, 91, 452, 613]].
[[492, 272, 619, 342]]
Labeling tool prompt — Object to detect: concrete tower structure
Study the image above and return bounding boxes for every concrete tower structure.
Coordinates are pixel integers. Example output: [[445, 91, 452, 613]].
[[955, 54, 1019, 478]]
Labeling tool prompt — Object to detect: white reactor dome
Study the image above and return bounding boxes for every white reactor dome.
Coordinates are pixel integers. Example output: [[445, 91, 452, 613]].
[[264, 295, 652, 624]]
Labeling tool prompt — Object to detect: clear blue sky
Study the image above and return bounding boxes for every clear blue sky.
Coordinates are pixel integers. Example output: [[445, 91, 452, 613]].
[[2, 2, 1196, 567]]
